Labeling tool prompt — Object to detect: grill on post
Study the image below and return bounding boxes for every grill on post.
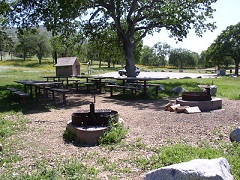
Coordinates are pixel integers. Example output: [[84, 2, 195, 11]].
[[71, 95, 119, 126]]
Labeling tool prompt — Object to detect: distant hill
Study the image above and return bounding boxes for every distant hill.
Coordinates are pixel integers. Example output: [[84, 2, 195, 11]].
[[5, 25, 52, 42]]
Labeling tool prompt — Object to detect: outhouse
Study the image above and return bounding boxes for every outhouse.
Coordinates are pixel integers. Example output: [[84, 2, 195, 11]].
[[54, 57, 80, 77]]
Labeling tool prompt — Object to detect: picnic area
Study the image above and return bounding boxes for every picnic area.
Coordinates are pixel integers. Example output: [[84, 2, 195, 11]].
[[1, 60, 240, 179]]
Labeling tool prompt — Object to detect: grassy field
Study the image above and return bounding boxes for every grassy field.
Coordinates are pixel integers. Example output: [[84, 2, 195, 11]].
[[0, 59, 240, 179]]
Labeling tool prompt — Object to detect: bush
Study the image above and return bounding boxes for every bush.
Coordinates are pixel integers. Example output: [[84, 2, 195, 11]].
[[98, 118, 128, 145]]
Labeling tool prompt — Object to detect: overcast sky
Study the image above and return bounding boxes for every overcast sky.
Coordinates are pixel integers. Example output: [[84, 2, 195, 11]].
[[143, 0, 240, 54]]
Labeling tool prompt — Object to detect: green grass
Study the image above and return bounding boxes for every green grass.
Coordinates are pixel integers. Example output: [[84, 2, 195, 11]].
[[152, 77, 240, 100], [0, 59, 240, 179]]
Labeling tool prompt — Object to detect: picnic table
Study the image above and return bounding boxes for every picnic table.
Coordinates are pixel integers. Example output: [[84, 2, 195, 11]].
[[15, 80, 63, 103], [42, 76, 70, 87], [114, 77, 167, 96], [73, 75, 114, 93]]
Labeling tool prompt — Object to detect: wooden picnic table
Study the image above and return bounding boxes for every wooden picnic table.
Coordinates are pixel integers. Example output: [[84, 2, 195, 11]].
[[114, 77, 167, 96], [42, 76, 70, 87], [74, 75, 114, 93], [15, 80, 62, 103]]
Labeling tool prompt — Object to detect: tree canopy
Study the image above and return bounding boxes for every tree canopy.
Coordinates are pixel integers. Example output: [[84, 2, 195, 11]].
[[80, 0, 217, 76], [206, 22, 240, 75]]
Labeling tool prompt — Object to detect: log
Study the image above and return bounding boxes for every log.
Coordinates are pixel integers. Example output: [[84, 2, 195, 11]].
[[169, 104, 181, 112], [164, 102, 174, 111], [176, 106, 190, 113]]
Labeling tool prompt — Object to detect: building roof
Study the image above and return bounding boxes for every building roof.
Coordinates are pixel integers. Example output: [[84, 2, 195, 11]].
[[54, 57, 80, 67]]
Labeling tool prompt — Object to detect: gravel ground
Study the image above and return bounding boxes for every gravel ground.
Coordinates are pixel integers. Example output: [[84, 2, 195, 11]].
[[7, 93, 240, 179]]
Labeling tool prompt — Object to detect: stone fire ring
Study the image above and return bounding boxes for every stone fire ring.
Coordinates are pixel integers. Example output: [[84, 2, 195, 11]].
[[176, 97, 222, 112], [66, 118, 123, 146]]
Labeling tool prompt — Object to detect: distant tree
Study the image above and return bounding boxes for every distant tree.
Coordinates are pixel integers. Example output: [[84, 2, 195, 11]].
[[0, 30, 13, 60], [169, 48, 198, 68], [87, 26, 125, 67], [33, 32, 52, 64], [184, 51, 198, 67], [205, 22, 240, 75], [199, 51, 207, 67], [141, 45, 158, 66], [152, 42, 171, 67], [169, 48, 182, 68], [15, 29, 37, 60], [6, 0, 84, 63]]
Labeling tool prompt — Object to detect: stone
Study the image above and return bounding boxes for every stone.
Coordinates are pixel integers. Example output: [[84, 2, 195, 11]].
[[144, 157, 233, 180], [158, 84, 165, 91], [184, 106, 201, 114], [202, 85, 217, 96], [172, 86, 187, 94], [230, 127, 240, 142]]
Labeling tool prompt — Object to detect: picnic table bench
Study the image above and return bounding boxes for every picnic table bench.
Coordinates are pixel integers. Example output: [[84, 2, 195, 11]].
[[71, 80, 85, 91], [7, 87, 29, 104], [84, 82, 95, 93], [49, 88, 70, 104], [7, 87, 18, 95], [105, 84, 137, 97]]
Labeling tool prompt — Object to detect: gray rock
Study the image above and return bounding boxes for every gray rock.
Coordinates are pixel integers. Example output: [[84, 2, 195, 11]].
[[230, 127, 240, 142], [203, 85, 217, 96], [172, 86, 187, 94], [158, 84, 165, 91], [144, 157, 233, 180]]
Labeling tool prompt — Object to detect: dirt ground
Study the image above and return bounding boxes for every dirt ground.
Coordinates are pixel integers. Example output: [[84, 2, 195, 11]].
[[8, 93, 240, 179]]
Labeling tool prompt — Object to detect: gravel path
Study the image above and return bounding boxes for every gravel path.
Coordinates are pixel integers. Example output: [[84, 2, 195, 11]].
[[9, 93, 240, 179]]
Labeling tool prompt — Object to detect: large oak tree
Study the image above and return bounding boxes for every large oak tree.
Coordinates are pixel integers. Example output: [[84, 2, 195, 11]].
[[80, 0, 217, 77]]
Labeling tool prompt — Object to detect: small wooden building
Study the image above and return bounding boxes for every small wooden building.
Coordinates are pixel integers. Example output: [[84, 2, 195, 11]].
[[54, 57, 80, 77]]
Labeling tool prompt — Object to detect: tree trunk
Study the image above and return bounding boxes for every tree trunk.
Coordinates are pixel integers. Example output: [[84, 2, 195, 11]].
[[54, 51, 57, 64], [23, 50, 27, 61], [234, 58, 239, 76], [99, 57, 102, 68], [123, 39, 137, 77]]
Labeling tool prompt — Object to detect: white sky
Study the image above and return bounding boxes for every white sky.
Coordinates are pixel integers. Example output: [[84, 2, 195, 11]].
[[143, 0, 240, 54]]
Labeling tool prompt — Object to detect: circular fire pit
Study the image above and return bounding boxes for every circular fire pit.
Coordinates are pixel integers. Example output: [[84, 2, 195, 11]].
[[72, 109, 118, 126], [66, 103, 120, 146]]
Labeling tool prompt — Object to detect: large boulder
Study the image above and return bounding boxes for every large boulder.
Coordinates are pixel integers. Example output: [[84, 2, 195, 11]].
[[230, 127, 240, 142], [144, 157, 233, 180]]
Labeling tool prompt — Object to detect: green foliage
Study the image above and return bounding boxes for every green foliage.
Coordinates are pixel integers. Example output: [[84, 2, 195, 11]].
[[0, 159, 99, 180], [0, 113, 27, 139], [224, 143, 240, 179], [169, 48, 198, 68], [63, 128, 76, 142], [205, 22, 240, 75], [98, 118, 128, 145], [151, 77, 240, 100], [141, 45, 159, 66], [135, 144, 223, 170], [0, 113, 27, 168]]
